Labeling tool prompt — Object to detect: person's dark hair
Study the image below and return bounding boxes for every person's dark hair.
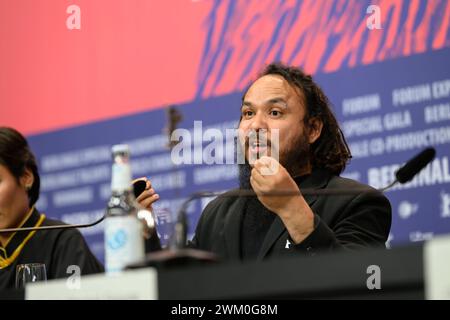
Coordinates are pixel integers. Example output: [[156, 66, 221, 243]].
[[242, 62, 352, 175], [0, 127, 40, 206]]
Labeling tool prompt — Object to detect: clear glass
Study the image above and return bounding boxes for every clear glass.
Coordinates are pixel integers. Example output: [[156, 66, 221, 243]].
[[15, 263, 47, 289]]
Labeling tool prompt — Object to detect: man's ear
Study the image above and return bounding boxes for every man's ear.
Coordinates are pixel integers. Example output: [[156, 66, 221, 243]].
[[307, 117, 323, 144], [20, 168, 34, 190]]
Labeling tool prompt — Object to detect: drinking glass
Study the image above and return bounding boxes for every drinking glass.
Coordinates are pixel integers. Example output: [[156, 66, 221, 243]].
[[15, 263, 47, 289]]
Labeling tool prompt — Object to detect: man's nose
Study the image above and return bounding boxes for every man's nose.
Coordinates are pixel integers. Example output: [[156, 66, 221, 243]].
[[249, 112, 268, 131]]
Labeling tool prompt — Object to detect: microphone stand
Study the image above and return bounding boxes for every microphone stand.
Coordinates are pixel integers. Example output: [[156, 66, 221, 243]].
[[0, 180, 149, 234], [0, 215, 105, 233]]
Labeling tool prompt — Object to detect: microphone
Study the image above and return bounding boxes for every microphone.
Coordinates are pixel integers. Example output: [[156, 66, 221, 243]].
[[395, 147, 436, 184], [0, 212, 106, 234], [0, 181, 150, 234]]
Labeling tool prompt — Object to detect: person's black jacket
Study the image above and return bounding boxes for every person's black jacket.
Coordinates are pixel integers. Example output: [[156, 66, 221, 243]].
[[189, 169, 392, 260]]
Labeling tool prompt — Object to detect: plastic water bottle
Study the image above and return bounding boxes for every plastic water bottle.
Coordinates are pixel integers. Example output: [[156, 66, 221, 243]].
[[104, 144, 145, 274]]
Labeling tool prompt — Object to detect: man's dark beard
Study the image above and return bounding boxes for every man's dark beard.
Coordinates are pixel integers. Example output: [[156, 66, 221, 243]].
[[282, 132, 311, 177], [238, 132, 310, 190]]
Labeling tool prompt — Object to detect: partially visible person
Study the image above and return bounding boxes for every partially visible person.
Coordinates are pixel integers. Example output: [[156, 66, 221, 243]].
[[0, 127, 103, 291]]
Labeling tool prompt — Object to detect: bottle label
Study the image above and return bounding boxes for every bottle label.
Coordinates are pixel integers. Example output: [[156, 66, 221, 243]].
[[104, 216, 145, 274]]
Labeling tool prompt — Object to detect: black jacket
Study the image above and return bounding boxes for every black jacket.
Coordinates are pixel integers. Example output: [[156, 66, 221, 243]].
[[189, 169, 392, 261]]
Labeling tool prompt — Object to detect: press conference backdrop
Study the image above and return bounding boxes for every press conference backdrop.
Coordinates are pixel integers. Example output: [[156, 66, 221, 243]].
[[1, 0, 449, 262]]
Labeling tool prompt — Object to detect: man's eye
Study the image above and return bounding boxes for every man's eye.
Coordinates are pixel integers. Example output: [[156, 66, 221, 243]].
[[270, 110, 282, 117], [243, 111, 254, 117]]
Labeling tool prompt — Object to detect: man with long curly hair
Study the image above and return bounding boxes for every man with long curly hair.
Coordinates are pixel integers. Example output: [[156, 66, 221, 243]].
[[188, 63, 392, 260]]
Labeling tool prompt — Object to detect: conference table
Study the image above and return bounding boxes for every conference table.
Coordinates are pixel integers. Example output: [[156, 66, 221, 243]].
[[9, 235, 450, 300]]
